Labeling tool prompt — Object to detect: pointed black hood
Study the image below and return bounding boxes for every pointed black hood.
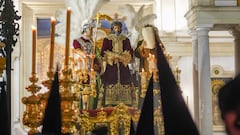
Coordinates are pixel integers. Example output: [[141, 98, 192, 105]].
[[42, 67, 62, 135]]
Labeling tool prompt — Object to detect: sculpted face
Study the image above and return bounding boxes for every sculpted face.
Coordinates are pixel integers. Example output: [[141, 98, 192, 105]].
[[84, 27, 91, 37], [142, 26, 155, 49], [113, 25, 121, 36]]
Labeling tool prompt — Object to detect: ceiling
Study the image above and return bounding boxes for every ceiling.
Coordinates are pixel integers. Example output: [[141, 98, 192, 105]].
[[21, 0, 155, 17]]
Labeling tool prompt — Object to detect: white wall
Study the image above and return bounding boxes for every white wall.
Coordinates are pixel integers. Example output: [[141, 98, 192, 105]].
[[177, 56, 233, 134]]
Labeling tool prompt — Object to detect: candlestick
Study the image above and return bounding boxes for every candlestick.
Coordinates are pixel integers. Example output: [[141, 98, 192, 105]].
[[147, 53, 157, 73], [140, 68, 147, 84], [151, 54, 157, 69], [84, 56, 88, 70], [65, 8, 71, 67], [90, 68, 97, 97], [90, 68, 96, 83], [32, 26, 37, 74], [140, 68, 148, 98], [49, 17, 56, 70], [175, 66, 178, 77], [166, 52, 172, 62], [175, 66, 181, 82]]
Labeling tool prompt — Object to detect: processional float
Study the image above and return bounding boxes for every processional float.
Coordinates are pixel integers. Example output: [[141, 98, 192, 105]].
[[21, 10, 181, 135]]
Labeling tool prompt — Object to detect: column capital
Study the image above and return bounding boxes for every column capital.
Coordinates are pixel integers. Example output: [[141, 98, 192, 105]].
[[188, 30, 197, 36], [188, 30, 198, 40], [196, 26, 211, 31], [230, 26, 240, 40], [196, 27, 210, 37]]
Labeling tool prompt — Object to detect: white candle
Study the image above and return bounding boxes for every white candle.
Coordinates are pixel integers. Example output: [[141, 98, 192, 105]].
[[140, 68, 147, 83], [90, 68, 96, 83], [141, 68, 145, 73], [32, 26, 37, 74], [152, 54, 157, 69], [49, 17, 56, 70], [83, 56, 87, 70], [65, 8, 71, 67]]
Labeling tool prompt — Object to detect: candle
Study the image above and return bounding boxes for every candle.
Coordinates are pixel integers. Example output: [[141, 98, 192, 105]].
[[83, 56, 87, 70], [140, 68, 148, 97], [148, 54, 155, 72], [65, 8, 71, 67], [49, 17, 56, 70], [32, 26, 37, 74], [175, 66, 181, 81], [141, 68, 144, 73], [90, 68, 96, 83], [152, 54, 157, 69], [140, 68, 147, 83]]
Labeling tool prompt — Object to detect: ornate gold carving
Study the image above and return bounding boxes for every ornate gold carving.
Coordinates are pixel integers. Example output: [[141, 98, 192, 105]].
[[40, 66, 55, 110], [211, 79, 225, 127], [59, 67, 77, 134], [105, 83, 136, 106], [174, 66, 181, 85], [93, 12, 113, 25], [22, 12, 170, 134], [76, 103, 165, 135], [103, 50, 131, 67], [22, 73, 42, 135], [154, 109, 165, 135], [77, 103, 137, 135]]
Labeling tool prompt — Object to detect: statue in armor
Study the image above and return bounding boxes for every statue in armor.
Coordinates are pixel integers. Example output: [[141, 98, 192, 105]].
[[73, 21, 95, 70], [72, 21, 101, 110]]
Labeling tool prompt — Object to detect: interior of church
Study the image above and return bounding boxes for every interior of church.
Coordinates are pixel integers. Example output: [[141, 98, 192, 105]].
[[1, 0, 240, 135]]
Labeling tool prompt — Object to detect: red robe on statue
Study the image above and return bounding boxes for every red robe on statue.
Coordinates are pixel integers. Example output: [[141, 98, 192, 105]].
[[101, 34, 133, 85]]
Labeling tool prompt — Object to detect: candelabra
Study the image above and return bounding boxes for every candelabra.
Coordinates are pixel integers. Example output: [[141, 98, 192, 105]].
[[54, 53, 96, 133], [154, 100, 165, 135], [40, 68, 54, 109], [22, 52, 97, 135], [165, 52, 172, 63], [21, 7, 98, 134], [71, 52, 97, 110], [22, 73, 42, 135], [59, 65, 77, 134]]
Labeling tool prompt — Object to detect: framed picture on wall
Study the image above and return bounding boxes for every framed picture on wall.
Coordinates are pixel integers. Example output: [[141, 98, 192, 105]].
[[211, 77, 232, 131]]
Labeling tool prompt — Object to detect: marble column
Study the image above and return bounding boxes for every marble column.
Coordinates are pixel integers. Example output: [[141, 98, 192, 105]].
[[231, 28, 240, 75], [196, 27, 212, 135], [190, 30, 200, 129]]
